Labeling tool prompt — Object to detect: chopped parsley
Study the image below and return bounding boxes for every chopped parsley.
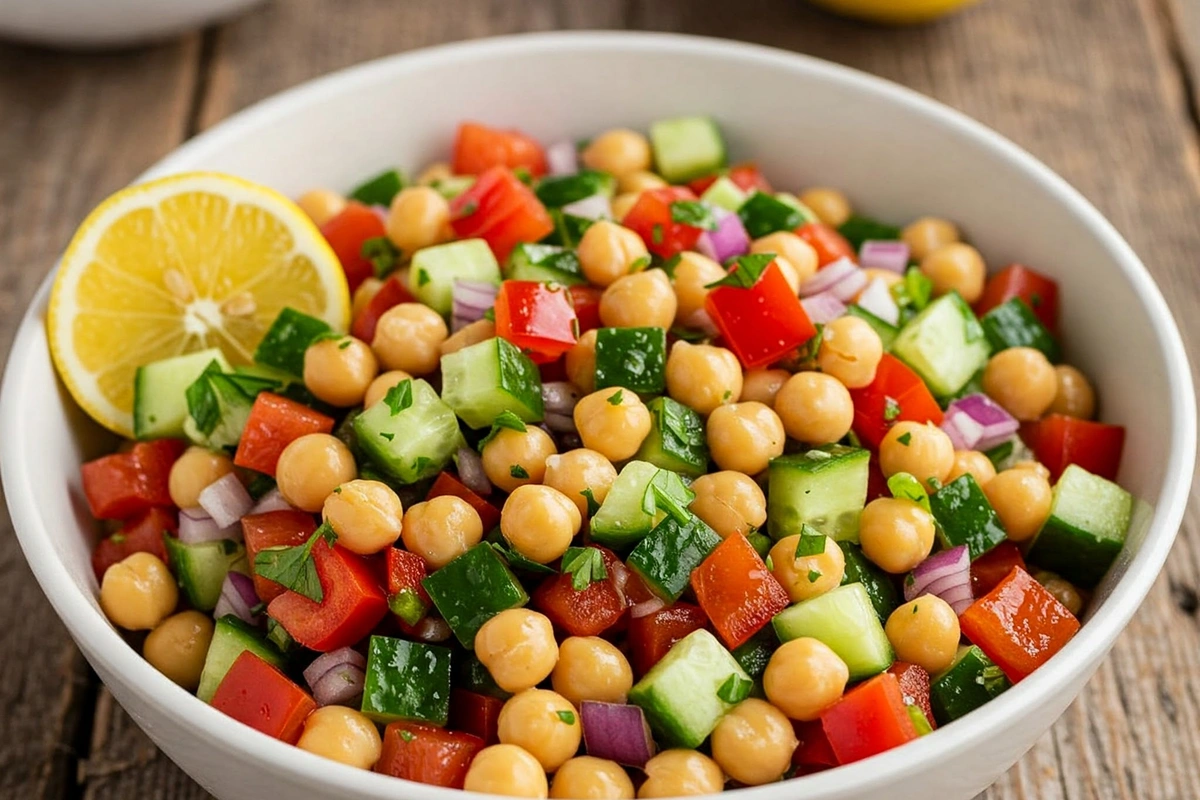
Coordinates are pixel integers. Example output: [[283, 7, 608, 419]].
[[808, 569, 823, 583], [716, 673, 753, 704], [476, 411, 529, 452], [399, 730, 416, 742], [383, 379, 414, 415], [360, 236, 401, 279], [883, 396, 902, 422], [704, 253, 774, 289], [253, 522, 337, 603], [630, 255, 651, 272], [606, 389, 624, 406], [556, 710, 577, 725], [417, 268, 431, 287], [580, 488, 601, 517], [897, 432, 913, 446], [651, 224, 664, 245], [379, 432, 395, 441], [795, 526, 827, 558], [509, 464, 530, 479], [669, 200, 719, 231], [561, 546, 607, 591]]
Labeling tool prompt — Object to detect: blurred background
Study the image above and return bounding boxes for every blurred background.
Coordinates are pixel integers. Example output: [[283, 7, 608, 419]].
[[1, 1, 1199, 798]]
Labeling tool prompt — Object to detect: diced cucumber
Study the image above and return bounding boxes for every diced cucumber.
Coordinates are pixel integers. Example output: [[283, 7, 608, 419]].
[[837, 215, 902, 250], [432, 175, 475, 200], [634, 397, 709, 479], [738, 191, 805, 240], [506, 243, 586, 285], [747, 531, 773, 559], [545, 210, 595, 249], [649, 116, 727, 184], [628, 629, 750, 748], [535, 170, 616, 208], [627, 513, 721, 601], [353, 379, 464, 483], [183, 363, 275, 450], [1025, 464, 1133, 587], [930, 645, 1010, 725], [408, 239, 501, 316], [983, 435, 1035, 472], [253, 307, 333, 378], [349, 168, 406, 207], [440, 337, 544, 429], [422, 543, 528, 648], [773, 193, 819, 224], [980, 297, 1061, 362], [838, 541, 900, 622], [846, 305, 899, 351], [361, 635, 452, 725], [731, 627, 778, 681], [594, 327, 667, 395], [772, 583, 894, 680], [940, 367, 986, 408], [929, 474, 1007, 560], [589, 461, 676, 550], [163, 536, 245, 611], [197, 615, 283, 702], [700, 176, 748, 212], [891, 292, 991, 398], [133, 349, 231, 440], [767, 445, 870, 542]]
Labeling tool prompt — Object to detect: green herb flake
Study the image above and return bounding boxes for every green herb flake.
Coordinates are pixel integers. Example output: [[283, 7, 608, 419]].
[[510, 464, 530, 479], [555, 710, 577, 725], [513, 166, 533, 185], [361, 236, 401, 279], [913, 604, 920, 614], [606, 389, 624, 406], [383, 380, 414, 415], [561, 546, 608, 591], [640, 469, 695, 524], [705, 253, 775, 290], [459, 199, 479, 217], [630, 255, 651, 272], [483, 306, 496, 322], [110, 533, 126, 545], [249, 602, 266, 616], [651, 224, 664, 245], [417, 268, 431, 287], [883, 396, 902, 422], [717, 673, 752, 704], [338, 339, 352, 350], [808, 569, 823, 583], [252, 523, 336, 603], [580, 487, 601, 517], [399, 730, 416, 742], [669, 200, 719, 231], [897, 432, 912, 446], [722, 390, 732, 401], [379, 432, 395, 441], [660, 253, 683, 279], [795, 528, 827, 559], [477, 412, 529, 453]]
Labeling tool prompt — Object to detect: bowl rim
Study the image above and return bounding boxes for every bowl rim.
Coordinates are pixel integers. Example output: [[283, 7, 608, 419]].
[[2, 30, 1194, 799]]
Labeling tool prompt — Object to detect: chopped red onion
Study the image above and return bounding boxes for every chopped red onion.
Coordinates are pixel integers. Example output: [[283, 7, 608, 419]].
[[799, 257, 858, 297], [412, 616, 452, 643], [800, 292, 847, 325], [198, 473, 254, 529], [695, 208, 750, 264], [542, 382, 581, 415], [941, 394, 1020, 452], [249, 487, 292, 515], [562, 194, 611, 221], [178, 508, 239, 544], [581, 702, 657, 768], [679, 308, 719, 339], [312, 665, 366, 707], [630, 596, 667, 619], [905, 545, 973, 615], [455, 447, 492, 497], [213, 571, 261, 625], [304, 646, 367, 689], [451, 280, 499, 333], [857, 277, 900, 325], [859, 240, 910, 273], [830, 268, 869, 303], [546, 140, 578, 176], [371, 205, 389, 226]]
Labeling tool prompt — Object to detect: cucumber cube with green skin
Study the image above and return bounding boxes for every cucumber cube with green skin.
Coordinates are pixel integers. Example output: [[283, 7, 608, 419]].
[[649, 116, 727, 185], [627, 513, 722, 601], [361, 635, 452, 725], [700, 176, 748, 212], [353, 379, 464, 484], [594, 327, 667, 395], [929, 474, 1008, 560], [184, 364, 276, 450], [773, 193, 819, 224], [767, 446, 870, 542], [1025, 464, 1133, 588], [980, 297, 1062, 363], [837, 215, 902, 250], [846, 305, 899, 351], [634, 397, 709, 478], [590, 461, 680, 550], [349, 168, 406, 206], [772, 583, 894, 681], [134, 348, 231, 439], [731, 627, 778, 681], [432, 175, 475, 200], [163, 536, 245, 611], [440, 337, 544, 429], [940, 367, 986, 408], [738, 191, 805, 239], [628, 629, 750, 748], [198, 615, 284, 702], [545, 210, 596, 249], [253, 307, 333, 378], [408, 238, 501, 316], [930, 645, 1010, 725], [422, 543, 528, 648], [535, 170, 616, 208], [505, 243, 587, 285], [891, 292, 992, 398], [838, 541, 899, 622]]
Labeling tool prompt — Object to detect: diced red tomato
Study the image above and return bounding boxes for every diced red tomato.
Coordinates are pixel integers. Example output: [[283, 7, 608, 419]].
[[796, 222, 856, 267], [1020, 414, 1125, 482], [533, 546, 627, 638], [970, 540, 1026, 597], [792, 719, 839, 769], [242, 510, 318, 603], [234, 393, 334, 477], [376, 720, 485, 789], [450, 166, 554, 262], [80, 439, 185, 520], [426, 472, 501, 532], [688, 163, 773, 196], [210, 651, 315, 744], [449, 688, 504, 745], [567, 285, 604, 334], [493, 281, 578, 363], [849, 354, 944, 449], [319, 202, 386, 293], [351, 274, 416, 344], [452, 122, 547, 178], [974, 264, 1059, 332], [622, 187, 705, 259], [691, 534, 790, 650], [267, 542, 389, 652], [386, 547, 430, 600], [821, 673, 918, 764], [91, 506, 177, 581], [960, 566, 1081, 683], [886, 662, 936, 730], [627, 602, 708, 677], [704, 261, 817, 369]]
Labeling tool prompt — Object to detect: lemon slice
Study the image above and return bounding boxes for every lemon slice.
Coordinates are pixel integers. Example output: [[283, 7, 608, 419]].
[[48, 172, 350, 437]]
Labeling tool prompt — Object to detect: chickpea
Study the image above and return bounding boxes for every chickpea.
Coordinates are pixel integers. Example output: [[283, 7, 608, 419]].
[[385, 186, 451, 255], [168, 446, 234, 509], [774, 372, 854, 445], [858, 497, 936, 574], [750, 232, 819, 283], [689, 471, 767, 539], [551, 637, 634, 706], [769, 534, 846, 603], [363, 369, 413, 409], [947, 450, 997, 486], [879, 421, 955, 490], [551, 757, 634, 799], [671, 252, 726, 325], [638, 750, 724, 798], [297, 189, 347, 227], [502, 485, 582, 564], [817, 315, 884, 389], [275, 433, 357, 512], [1012, 460, 1052, 481], [885, 597, 960, 675], [481, 426, 558, 493], [143, 610, 213, 690], [984, 468, 1053, 542], [665, 341, 743, 417], [475, 609, 560, 694], [772, 257, 802, 295], [710, 698, 798, 786], [982, 347, 1057, 421], [902, 216, 960, 262], [371, 303, 448, 375], [1035, 571, 1087, 616], [99, 552, 178, 630], [600, 270, 677, 329], [738, 368, 789, 406], [303, 336, 378, 407], [417, 162, 452, 185], [618, 170, 667, 194], [544, 449, 618, 519], [464, 744, 550, 798], [352, 277, 384, 320], [706, 402, 785, 475], [296, 706, 383, 770], [401, 495, 484, 568], [1050, 365, 1096, 419], [565, 329, 598, 394], [573, 387, 652, 463], [440, 318, 496, 356], [322, 479, 404, 555], [577, 221, 651, 287], [611, 192, 639, 221], [581, 129, 652, 177], [798, 188, 852, 228], [763, 638, 849, 721], [498, 689, 582, 772], [920, 243, 986, 304]]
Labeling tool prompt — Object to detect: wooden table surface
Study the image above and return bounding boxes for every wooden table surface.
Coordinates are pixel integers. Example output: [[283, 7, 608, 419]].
[[2, 0, 1199, 797]]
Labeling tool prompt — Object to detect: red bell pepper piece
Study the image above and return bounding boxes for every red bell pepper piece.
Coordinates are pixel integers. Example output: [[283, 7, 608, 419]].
[[532, 546, 627, 638], [80, 439, 185, 520], [267, 541, 389, 652], [821, 673, 917, 764], [319, 202, 386, 294], [449, 688, 504, 745], [241, 510, 317, 603], [567, 285, 604, 334], [688, 163, 773, 196], [691, 534, 790, 650], [91, 506, 177, 581], [493, 281, 579, 363], [622, 186, 706, 259], [385, 546, 431, 625], [970, 540, 1026, 597], [796, 222, 856, 267], [351, 274, 416, 344], [792, 719, 839, 770], [974, 264, 1059, 332], [450, 166, 554, 262], [704, 260, 817, 369], [848, 353, 944, 449], [886, 662, 936, 730], [452, 122, 547, 178], [960, 566, 1081, 683], [233, 393, 334, 477], [426, 472, 501, 532], [376, 720, 485, 789], [627, 602, 709, 677], [1020, 414, 1125, 482], [210, 651, 315, 744]]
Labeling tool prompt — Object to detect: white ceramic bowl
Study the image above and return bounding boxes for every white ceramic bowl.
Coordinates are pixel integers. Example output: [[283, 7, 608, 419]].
[[0, 0, 266, 48], [1, 32, 1194, 800]]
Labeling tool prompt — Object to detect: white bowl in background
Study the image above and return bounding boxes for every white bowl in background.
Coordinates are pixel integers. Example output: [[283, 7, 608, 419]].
[[0, 0, 266, 48], [0, 32, 1194, 800]]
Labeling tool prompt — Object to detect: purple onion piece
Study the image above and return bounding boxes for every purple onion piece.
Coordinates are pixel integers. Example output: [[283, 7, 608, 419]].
[[905, 545, 973, 615], [451, 280, 499, 333], [455, 447, 492, 497], [249, 488, 292, 515], [941, 394, 1020, 452], [630, 596, 667, 619], [858, 240, 910, 273], [312, 665, 366, 707], [581, 701, 656, 768], [370, 205, 390, 226], [697, 208, 750, 263], [799, 257, 857, 297], [304, 646, 367, 689], [800, 292, 847, 325], [179, 508, 238, 544], [213, 571, 261, 625], [198, 473, 254, 529], [830, 269, 869, 302], [857, 277, 900, 325], [546, 140, 579, 176], [562, 194, 611, 221]]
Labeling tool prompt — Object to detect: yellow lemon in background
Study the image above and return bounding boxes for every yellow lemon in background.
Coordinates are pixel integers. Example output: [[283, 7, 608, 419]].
[[808, 0, 980, 24]]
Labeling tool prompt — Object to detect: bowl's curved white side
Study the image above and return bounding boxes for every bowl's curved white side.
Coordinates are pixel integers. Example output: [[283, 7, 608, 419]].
[[0, 0, 266, 47]]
